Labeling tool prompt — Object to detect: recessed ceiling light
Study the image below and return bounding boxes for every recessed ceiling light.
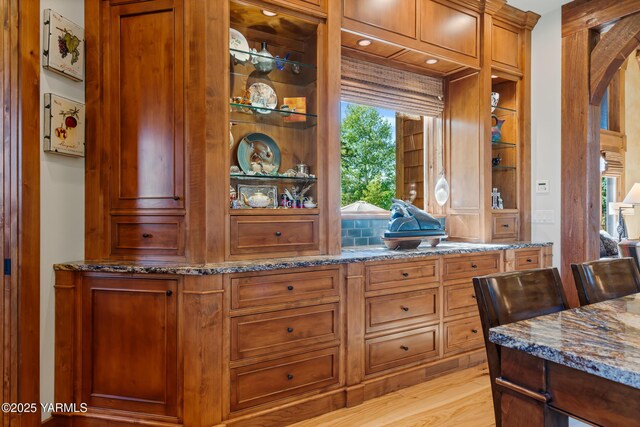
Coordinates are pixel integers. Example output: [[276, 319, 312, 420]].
[[425, 58, 439, 65], [357, 39, 372, 47], [491, 75, 498, 79], [262, 10, 277, 16]]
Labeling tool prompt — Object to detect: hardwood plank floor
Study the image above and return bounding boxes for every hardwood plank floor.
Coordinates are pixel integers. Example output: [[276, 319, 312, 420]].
[[292, 365, 495, 427]]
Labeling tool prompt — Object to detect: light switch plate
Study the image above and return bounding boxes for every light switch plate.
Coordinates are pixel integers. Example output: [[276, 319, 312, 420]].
[[536, 180, 550, 194], [532, 210, 554, 224]]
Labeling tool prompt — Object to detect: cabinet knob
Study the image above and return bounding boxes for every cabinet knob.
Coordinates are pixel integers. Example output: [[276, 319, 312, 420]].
[[275, 231, 282, 237], [527, 258, 533, 263], [142, 233, 153, 238], [287, 285, 294, 291], [471, 294, 477, 299], [401, 306, 410, 312], [287, 327, 294, 333], [402, 272, 409, 277], [287, 373, 294, 380], [173, 196, 181, 201], [400, 345, 409, 351], [502, 224, 509, 228], [166, 290, 173, 297], [471, 264, 478, 269], [471, 329, 478, 334]]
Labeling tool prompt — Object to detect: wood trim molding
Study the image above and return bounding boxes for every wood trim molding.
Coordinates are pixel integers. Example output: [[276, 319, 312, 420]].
[[2, 0, 41, 424]]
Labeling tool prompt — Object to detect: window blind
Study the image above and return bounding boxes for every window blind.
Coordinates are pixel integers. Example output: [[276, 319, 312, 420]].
[[341, 56, 444, 117]]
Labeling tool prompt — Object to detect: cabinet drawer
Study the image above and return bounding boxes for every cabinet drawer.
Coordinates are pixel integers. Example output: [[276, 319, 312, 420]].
[[443, 316, 483, 354], [443, 254, 500, 282], [366, 289, 439, 333], [230, 347, 339, 411], [230, 215, 319, 256], [366, 260, 439, 292], [231, 268, 339, 310], [515, 249, 541, 270], [444, 283, 477, 317], [366, 326, 439, 375], [492, 214, 518, 240], [231, 304, 339, 360], [111, 216, 184, 257]]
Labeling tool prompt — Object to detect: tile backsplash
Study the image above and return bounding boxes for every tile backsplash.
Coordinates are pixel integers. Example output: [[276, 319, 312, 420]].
[[341, 218, 389, 247]]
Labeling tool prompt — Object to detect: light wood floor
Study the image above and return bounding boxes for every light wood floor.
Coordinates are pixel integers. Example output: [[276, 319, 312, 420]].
[[292, 365, 495, 427]]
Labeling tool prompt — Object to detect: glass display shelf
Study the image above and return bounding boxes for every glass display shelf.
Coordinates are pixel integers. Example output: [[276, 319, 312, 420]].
[[492, 166, 517, 171], [230, 103, 317, 129], [491, 141, 516, 149], [230, 207, 320, 216], [492, 106, 517, 113], [230, 173, 317, 182], [230, 48, 316, 70]]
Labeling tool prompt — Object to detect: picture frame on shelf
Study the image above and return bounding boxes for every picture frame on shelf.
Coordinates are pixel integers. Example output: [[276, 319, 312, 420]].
[[237, 184, 278, 208], [44, 93, 85, 157], [43, 9, 85, 81]]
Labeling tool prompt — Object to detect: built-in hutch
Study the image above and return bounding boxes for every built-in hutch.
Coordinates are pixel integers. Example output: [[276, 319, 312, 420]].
[[53, 1, 542, 426]]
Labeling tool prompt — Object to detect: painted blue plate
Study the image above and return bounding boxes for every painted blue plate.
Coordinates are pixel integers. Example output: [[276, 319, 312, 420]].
[[237, 133, 281, 175]]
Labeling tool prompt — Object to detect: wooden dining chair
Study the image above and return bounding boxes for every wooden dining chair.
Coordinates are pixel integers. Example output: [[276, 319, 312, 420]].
[[571, 257, 640, 306], [473, 268, 570, 427]]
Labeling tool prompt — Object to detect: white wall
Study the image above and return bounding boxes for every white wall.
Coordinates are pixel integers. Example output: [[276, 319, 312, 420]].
[[625, 55, 640, 238], [529, 8, 562, 267], [40, 0, 85, 419]]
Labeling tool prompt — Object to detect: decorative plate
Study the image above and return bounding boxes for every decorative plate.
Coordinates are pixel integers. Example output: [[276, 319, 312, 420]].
[[229, 29, 250, 62], [248, 82, 277, 114], [237, 133, 281, 175]]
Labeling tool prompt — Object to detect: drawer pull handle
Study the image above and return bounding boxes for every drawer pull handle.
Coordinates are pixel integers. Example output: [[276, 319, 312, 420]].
[[471, 264, 478, 269], [173, 196, 181, 201], [471, 329, 478, 334], [287, 374, 294, 380], [502, 224, 510, 228], [142, 233, 153, 238], [402, 272, 409, 277], [275, 231, 282, 237], [287, 327, 294, 333], [401, 306, 410, 312], [400, 345, 409, 351], [527, 258, 533, 263], [166, 290, 173, 297], [287, 285, 294, 291]]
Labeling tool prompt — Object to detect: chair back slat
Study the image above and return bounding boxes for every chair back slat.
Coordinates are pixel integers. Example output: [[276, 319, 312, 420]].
[[571, 258, 640, 306], [473, 267, 569, 427]]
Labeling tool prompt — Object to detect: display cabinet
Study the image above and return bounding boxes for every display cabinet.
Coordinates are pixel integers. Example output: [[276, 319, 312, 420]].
[[226, 1, 333, 259]]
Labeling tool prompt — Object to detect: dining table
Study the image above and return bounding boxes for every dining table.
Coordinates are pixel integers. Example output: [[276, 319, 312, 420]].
[[489, 293, 640, 426]]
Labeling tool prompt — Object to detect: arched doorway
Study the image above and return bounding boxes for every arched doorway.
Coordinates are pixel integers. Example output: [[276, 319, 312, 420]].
[[561, 1, 640, 306]]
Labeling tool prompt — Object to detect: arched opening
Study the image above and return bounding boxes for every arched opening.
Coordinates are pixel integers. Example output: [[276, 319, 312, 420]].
[[561, 4, 640, 306]]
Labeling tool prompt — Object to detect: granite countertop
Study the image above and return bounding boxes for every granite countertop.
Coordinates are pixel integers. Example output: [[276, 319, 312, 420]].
[[490, 294, 640, 389], [54, 241, 551, 275]]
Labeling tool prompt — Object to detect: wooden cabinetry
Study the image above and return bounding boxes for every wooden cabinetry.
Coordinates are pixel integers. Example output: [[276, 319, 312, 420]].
[[54, 246, 551, 426], [86, 0, 340, 262], [87, 0, 188, 261], [446, 6, 539, 243], [81, 275, 179, 418]]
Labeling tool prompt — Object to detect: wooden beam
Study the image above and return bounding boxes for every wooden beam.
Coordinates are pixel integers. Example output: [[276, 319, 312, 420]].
[[563, 0, 640, 38], [561, 28, 600, 307], [590, 13, 640, 105]]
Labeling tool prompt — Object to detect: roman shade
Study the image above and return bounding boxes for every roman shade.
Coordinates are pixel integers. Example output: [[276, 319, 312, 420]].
[[341, 56, 444, 117], [602, 150, 624, 176]]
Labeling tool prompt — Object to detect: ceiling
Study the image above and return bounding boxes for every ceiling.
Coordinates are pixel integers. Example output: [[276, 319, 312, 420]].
[[508, 0, 571, 15]]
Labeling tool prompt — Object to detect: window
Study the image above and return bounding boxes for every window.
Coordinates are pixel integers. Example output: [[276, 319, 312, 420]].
[[340, 101, 397, 210], [602, 176, 618, 237]]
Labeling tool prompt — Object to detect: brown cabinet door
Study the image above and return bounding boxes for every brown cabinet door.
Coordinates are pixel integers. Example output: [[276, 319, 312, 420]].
[[81, 275, 178, 417], [107, 0, 185, 210], [343, 0, 418, 39]]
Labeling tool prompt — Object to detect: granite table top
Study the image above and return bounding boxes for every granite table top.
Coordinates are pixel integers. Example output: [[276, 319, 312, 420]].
[[490, 293, 640, 389], [54, 241, 551, 275]]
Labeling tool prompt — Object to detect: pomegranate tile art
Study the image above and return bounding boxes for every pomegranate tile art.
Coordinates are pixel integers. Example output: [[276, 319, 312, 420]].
[[44, 94, 85, 157]]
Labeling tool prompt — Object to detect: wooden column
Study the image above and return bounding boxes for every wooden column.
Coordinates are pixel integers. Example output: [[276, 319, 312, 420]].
[[344, 263, 365, 407], [561, 28, 600, 307]]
